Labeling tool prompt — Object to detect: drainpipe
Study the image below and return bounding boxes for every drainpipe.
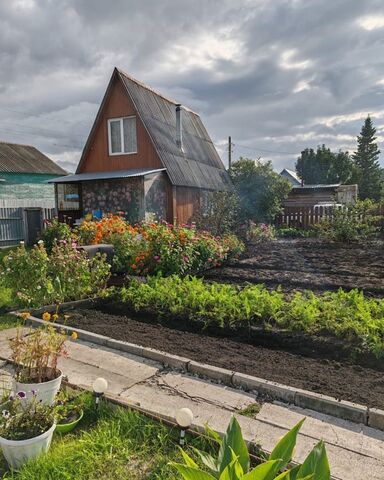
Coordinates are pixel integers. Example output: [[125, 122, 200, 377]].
[[176, 104, 183, 150]]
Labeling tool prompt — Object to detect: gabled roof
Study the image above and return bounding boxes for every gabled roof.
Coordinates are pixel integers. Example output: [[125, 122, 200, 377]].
[[280, 168, 301, 185], [0, 141, 66, 175], [77, 68, 231, 190]]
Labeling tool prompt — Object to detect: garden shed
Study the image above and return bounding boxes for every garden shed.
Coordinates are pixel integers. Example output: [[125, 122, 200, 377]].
[[49, 67, 231, 225]]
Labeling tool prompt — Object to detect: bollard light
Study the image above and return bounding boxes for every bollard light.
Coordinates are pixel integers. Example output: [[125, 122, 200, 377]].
[[92, 377, 108, 408], [176, 408, 194, 445]]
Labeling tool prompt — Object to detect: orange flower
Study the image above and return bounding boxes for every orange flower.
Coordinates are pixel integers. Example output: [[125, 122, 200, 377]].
[[20, 312, 30, 321], [132, 264, 137, 269], [42, 312, 51, 322], [71, 331, 78, 340]]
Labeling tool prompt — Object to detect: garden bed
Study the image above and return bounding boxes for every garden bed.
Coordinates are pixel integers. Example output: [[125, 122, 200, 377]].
[[61, 307, 384, 408], [204, 239, 384, 297]]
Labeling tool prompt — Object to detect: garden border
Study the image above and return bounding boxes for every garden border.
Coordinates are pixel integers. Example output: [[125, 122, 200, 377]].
[[11, 305, 384, 432]]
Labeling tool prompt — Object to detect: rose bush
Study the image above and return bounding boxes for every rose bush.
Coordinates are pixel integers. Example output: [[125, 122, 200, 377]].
[[76, 215, 244, 275]]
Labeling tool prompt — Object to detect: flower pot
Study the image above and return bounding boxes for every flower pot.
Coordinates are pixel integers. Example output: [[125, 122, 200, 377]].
[[14, 369, 63, 405], [55, 409, 83, 434], [0, 422, 56, 470]]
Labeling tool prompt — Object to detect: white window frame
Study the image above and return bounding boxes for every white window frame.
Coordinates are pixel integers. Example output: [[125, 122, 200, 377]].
[[107, 116, 137, 156]]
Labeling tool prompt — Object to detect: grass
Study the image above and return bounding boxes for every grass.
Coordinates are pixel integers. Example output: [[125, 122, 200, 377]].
[[0, 394, 214, 480], [0, 314, 19, 332], [238, 403, 261, 419]]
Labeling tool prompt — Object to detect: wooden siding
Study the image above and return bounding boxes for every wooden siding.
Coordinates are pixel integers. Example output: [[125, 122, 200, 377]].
[[174, 186, 201, 224], [79, 76, 163, 173]]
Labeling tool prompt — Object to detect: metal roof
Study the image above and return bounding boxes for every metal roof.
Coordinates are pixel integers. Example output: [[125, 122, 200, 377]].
[[292, 183, 341, 190], [48, 168, 166, 183], [0, 141, 67, 175], [76, 68, 230, 190]]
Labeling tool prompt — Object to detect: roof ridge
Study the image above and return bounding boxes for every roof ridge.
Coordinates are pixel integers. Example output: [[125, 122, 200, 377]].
[[116, 67, 199, 115], [0, 140, 36, 148]]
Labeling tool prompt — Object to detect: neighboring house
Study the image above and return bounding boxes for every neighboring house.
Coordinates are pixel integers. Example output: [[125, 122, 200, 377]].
[[280, 168, 301, 186], [49, 67, 231, 224], [0, 141, 67, 246], [283, 183, 358, 207]]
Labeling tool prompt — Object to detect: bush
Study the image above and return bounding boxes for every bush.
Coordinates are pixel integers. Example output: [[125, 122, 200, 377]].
[[76, 215, 244, 275], [246, 222, 276, 243], [117, 276, 384, 357], [1, 241, 110, 307], [41, 218, 73, 253], [317, 200, 380, 242], [275, 226, 318, 238]]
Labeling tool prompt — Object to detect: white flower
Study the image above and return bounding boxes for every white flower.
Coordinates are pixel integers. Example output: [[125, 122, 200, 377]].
[[37, 240, 44, 245], [6, 268, 10, 272], [1, 410, 10, 419], [19, 241, 25, 245], [36, 285, 41, 290]]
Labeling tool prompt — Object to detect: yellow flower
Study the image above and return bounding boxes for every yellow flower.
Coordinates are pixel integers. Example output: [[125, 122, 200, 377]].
[[20, 312, 30, 321], [53, 314, 59, 322], [63, 314, 70, 322], [71, 331, 78, 340], [42, 312, 51, 322]]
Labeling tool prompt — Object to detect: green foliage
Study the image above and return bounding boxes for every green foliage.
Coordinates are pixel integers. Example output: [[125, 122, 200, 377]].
[[246, 222, 276, 243], [317, 200, 380, 242], [352, 116, 383, 201], [41, 218, 73, 253], [193, 191, 242, 236], [1, 241, 110, 307], [275, 227, 318, 238], [229, 158, 291, 223], [296, 145, 354, 185], [171, 417, 330, 480], [118, 275, 384, 357]]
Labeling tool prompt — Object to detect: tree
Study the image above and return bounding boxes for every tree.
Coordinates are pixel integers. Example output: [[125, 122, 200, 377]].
[[352, 116, 383, 201], [229, 158, 291, 223], [296, 145, 354, 185]]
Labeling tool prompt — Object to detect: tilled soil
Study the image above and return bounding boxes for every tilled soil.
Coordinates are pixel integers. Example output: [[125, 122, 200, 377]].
[[204, 239, 384, 296], [65, 308, 384, 408]]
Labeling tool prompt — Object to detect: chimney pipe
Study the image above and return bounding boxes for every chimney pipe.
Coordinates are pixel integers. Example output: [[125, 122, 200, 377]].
[[176, 104, 183, 150]]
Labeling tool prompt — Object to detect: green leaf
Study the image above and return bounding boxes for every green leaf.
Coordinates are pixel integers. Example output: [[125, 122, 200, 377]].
[[170, 462, 217, 480], [269, 419, 305, 470], [205, 424, 222, 444], [296, 441, 330, 480], [193, 447, 219, 473], [242, 459, 281, 480], [218, 454, 241, 480], [179, 447, 199, 469], [218, 417, 250, 475]]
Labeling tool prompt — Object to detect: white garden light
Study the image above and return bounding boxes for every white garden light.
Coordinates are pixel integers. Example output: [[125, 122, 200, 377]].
[[176, 408, 194, 445], [92, 377, 108, 407]]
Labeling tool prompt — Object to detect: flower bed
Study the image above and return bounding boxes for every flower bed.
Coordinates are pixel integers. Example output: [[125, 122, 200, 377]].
[[75, 215, 244, 275]]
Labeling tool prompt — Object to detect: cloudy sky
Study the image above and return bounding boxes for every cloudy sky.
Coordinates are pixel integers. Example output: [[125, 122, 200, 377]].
[[0, 0, 383, 173]]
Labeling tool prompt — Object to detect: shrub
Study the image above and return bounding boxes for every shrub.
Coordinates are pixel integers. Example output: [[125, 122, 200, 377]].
[[1, 241, 110, 307], [171, 416, 330, 480], [317, 200, 380, 242], [117, 276, 384, 357], [246, 222, 276, 243], [275, 227, 318, 238], [76, 215, 244, 275], [41, 218, 73, 253]]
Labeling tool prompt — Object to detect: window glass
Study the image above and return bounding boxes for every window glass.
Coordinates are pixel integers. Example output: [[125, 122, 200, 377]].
[[57, 184, 80, 211], [110, 119, 121, 153], [123, 117, 137, 153]]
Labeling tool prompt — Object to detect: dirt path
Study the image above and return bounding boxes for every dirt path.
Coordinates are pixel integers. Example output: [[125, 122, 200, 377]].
[[204, 239, 384, 296], [65, 308, 384, 408]]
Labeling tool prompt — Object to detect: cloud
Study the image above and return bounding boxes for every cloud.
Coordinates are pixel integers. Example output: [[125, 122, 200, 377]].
[[0, 0, 382, 174]]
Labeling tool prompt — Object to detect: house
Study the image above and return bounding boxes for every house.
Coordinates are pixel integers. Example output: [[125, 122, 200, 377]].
[[283, 183, 358, 207], [0, 141, 67, 246], [280, 168, 301, 186], [0, 141, 66, 203], [49, 67, 231, 225]]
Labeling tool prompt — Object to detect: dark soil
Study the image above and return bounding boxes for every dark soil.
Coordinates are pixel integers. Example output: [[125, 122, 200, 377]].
[[64, 307, 384, 408], [203, 239, 384, 297]]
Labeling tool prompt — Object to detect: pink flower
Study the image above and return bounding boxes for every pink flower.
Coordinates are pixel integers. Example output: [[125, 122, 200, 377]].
[[207, 258, 212, 262], [183, 256, 189, 262], [153, 255, 160, 261]]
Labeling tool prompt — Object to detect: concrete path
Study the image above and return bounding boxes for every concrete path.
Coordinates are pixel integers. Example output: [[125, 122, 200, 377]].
[[1, 328, 384, 480]]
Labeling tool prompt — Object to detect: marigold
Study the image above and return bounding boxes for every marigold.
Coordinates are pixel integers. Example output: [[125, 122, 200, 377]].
[[42, 312, 51, 322], [71, 332, 78, 340], [20, 312, 30, 321]]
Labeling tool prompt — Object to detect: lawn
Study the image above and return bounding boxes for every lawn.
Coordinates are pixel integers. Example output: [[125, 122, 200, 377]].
[[0, 394, 212, 479]]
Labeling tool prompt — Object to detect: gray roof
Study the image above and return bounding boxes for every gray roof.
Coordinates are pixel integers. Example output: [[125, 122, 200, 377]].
[[0, 141, 67, 175], [280, 168, 301, 185], [77, 68, 231, 190], [292, 183, 341, 190], [48, 168, 166, 183]]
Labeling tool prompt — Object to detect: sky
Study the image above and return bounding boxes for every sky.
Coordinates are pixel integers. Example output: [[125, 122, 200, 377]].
[[0, 0, 383, 173]]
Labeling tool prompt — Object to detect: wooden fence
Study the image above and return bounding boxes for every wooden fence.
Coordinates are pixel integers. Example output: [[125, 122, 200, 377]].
[[275, 204, 384, 228], [0, 199, 56, 247]]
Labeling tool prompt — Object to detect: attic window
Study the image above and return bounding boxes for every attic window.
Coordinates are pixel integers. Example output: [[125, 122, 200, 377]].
[[108, 116, 137, 155]]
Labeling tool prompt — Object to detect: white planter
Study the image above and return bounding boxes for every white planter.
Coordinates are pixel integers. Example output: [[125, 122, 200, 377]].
[[0, 422, 56, 470], [14, 370, 63, 405]]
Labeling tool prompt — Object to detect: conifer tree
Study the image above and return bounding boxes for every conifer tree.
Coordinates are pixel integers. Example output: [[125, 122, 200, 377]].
[[352, 116, 382, 200]]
